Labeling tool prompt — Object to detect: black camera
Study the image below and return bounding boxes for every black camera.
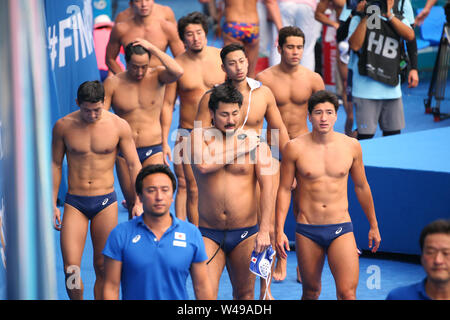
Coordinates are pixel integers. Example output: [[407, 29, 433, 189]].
[[346, 0, 387, 15]]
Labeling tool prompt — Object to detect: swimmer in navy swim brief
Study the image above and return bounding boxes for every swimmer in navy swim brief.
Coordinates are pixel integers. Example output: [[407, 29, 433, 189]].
[[118, 144, 163, 164], [296, 222, 353, 249], [199, 225, 259, 254], [65, 191, 117, 220]]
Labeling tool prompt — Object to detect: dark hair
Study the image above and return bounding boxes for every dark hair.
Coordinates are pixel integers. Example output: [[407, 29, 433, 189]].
[[124, 43, 151, 62], [307, 90, 339, 114], [178, 11, 208, 41], [77, 80, 104, 104], [220, 43, 246, 64], [419, 219, 450, 251], [278, 26, 305, 48], [135, 164, 177, 194], [208, 83, 243, 112]]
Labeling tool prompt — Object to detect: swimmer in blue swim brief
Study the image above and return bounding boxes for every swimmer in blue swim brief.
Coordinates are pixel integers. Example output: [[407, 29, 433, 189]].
[[64, 191, 118, 220], [295, 222, 354, 250]]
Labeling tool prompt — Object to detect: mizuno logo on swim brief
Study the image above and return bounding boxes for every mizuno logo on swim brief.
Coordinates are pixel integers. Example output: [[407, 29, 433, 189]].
[[146, 150, 153, 157], [241, 231, 248, 239], [335, 227, 343, 235], [132, 235, 141, 243], [102, 198, 109, 206]]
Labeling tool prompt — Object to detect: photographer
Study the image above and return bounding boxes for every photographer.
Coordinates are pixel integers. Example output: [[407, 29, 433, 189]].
[[348, 0, 415, 140]]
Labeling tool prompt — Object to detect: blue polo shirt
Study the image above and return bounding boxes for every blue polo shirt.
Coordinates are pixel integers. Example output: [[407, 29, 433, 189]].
[[386, 278, 432, 300], [103, 213, 208, 300]]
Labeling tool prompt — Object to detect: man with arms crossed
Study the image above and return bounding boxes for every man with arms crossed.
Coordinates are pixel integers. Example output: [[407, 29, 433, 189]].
[[105, 0, 184, 73], [162, 11, 226, 223], [52, 81, 142, 300], [275, 90, 381, 300], [196, 42, 289, 299], [256, 25, 325, 282], [103, 164, 213, 300], [103, 39, 183, 219], [189, 83, 273, 299]]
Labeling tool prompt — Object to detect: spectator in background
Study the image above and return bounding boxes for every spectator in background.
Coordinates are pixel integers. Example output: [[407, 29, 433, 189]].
[[348, 0, 415, 140], [386, 219, 450, 300], [269, 0, 323, 72]]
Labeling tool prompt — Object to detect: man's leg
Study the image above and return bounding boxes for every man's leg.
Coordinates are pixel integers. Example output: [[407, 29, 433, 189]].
[[60, 205, 89, 300], [174, 135, 188, 220], [296, 233, 326, 300], [90, 202, 118, 300], [227, 235, 257, 300], [244, 39, 260, 79], [184, 163, 199, 226], [327, 232, 359, 300], [203, 237, 226, 299]]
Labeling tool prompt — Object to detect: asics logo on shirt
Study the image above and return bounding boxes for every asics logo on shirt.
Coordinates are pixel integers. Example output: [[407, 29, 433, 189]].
[[132, 235, 141, 243]]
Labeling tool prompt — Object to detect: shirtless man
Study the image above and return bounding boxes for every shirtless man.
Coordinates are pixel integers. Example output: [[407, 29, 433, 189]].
[[256, 25, 325, 281], [114, 0, 176, 24], [196, 43, 289, 299], [275, 90, 381, 300], [162, 12, 226, 224], [189, 83, 273, 300], [103, 39, 183, 219], [105, 0, 184, 73], [52, 81, 142, 300]]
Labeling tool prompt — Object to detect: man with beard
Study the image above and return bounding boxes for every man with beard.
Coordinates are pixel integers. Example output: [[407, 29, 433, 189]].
[[188, 83, 273, 300]]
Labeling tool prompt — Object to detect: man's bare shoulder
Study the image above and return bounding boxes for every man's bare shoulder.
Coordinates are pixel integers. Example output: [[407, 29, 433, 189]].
[[112, 19, 132, 37], [255, 65, 279, 83], [283, 133, 311, 157]]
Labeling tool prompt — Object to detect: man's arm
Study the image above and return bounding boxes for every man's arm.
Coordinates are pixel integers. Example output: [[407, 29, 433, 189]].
[[105, 24, 125, 74], [263, 87, 290, 155], [190, 261, 214, 299], [161, 19, 185, 57], [133, 38, 184, 84], [254, 142, 274, 253], [264, 0, 283, 31], [414, 0, 438, 26], [190, 128, 260, 174], [51, 120, 66, 231], [117, 118, 143, 218], [315, 0, 341, 29], [384, 0, 415, 41], [275, 141, 297, 258], [103, 257, 122, 300], [349, 139, 381, 253], [161, 82, 178, 165], [102, 76, 116, 111], [195, 91, 213, 128]]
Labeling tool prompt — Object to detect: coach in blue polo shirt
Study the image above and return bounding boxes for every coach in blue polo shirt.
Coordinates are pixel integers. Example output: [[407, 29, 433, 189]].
[[102, 164, 213, 300]]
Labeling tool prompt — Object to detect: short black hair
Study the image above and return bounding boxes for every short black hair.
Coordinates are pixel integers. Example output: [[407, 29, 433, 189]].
[[208, 83, 243, 112], [124, 42, 151, 62], [419, 219, 450, 251], [278, 26, 305, 48], [77, 80, 104, 104], [135, 164, 177, 194], [220, 43, 246, 64], [308, 90, 339, 114], [178, 11, 209, 41]]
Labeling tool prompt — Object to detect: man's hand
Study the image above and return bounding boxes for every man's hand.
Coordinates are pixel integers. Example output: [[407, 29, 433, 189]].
[[53, 206, 62, 231], [275, 231, 290, 259], [368, 227, 381, 253], [408, 69, 419, 88], [254, 231, 271, 254]]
